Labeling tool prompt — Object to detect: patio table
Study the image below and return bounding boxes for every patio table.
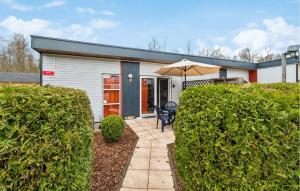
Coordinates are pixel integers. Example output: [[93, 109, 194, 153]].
[[164, 102, 177, 126]]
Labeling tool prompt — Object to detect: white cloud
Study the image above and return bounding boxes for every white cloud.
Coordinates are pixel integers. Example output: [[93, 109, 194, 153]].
[[246, 22, 258, 29], [76, 7, 95, 14], [194, 16, 299, 58], [0, 16, 62, 37], [0, 16, 119, 42], [44, 0, 65, 8], [89, 19, 118, 29], [196, 39, 206, 50], [101, 10, 115, 16], [0, 0, 32, 11], [232, 17, 300, 53], [193, 38, 207, 54], [211, 36, 226, 43], [213, 45, 233, 57], [233, 29, 268, 50]]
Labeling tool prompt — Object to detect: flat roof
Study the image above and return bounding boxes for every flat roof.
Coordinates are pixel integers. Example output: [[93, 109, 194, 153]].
[[0, 72, 39, 83], [31, 35, 299, 70]]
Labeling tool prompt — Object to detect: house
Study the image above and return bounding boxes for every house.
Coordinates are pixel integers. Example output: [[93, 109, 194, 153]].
[[0, 72, 39, 84], [31, 35, 299, 122]]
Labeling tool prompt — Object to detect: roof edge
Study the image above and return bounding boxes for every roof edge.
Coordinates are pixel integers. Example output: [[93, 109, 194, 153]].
[[30, 35, 254, 65]]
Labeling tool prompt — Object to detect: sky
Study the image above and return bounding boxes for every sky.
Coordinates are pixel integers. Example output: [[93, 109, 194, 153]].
[[0, 0, 299, 56]]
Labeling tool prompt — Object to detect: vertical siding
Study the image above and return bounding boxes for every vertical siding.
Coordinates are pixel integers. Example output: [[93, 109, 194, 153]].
[[42, 54, 120, 122], [170, 77, 182, 103], [140, 62, 182, 104], [257, 64, 297, 83], [185, 68, 249, 82], [121, 62, 140, 117], [227, 68, 249, 81], [186, 73, 219, 81]]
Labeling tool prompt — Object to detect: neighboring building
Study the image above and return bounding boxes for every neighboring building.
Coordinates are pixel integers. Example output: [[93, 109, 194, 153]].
[[0, 72, 39, 84], [31, 35, 299, 121]]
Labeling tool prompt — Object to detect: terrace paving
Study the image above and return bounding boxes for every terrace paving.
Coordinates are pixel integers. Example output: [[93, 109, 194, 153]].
[[121, 118, 175, 191]]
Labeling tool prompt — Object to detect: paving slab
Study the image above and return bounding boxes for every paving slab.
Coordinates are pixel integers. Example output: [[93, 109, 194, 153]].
[[120, 188, 148, 191], [122, 169, 148, 189], [148, 170, 174, 189], [129, 157, 150, 170], [150, 157, 171, 171], [151, 148, 168, 158], [132, 147, 151, 158], [121, 119, 175, 190]]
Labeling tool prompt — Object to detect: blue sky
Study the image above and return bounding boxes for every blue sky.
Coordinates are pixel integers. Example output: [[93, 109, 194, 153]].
[[0, 0, 299, 56]]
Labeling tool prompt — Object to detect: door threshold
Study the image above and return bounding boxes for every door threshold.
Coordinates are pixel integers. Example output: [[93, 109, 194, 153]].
[[142, 116, 156, 118]]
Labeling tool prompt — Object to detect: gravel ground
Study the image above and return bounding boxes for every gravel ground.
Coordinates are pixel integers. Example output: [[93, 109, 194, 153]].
[[92, 127, 138, 191]]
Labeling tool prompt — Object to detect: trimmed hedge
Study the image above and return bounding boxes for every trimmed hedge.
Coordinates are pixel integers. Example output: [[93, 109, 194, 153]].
[[174, 83, 300, 191], [101, 115, 124, 142], [0, 85, 93, 190]]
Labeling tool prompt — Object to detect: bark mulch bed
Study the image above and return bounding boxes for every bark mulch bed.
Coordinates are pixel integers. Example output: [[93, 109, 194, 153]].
[[93, 127, 138, 191], [168, 143, 185, 191]]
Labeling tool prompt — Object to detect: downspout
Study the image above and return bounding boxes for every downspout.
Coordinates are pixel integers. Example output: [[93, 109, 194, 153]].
[[281, 53, 287, 83], [39, 53, 43, 86]]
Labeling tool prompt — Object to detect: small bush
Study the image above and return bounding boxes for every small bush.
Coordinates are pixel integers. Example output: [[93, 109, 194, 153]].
[[0, 85, 93, 190], [101, 115, 124, 142], [174, 83, 300, 191]]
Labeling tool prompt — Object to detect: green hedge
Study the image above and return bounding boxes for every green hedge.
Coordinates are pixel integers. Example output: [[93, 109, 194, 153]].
[[0, 85, 93, 190], [101, 115, 125, 142], [174, 83, 300, 191]]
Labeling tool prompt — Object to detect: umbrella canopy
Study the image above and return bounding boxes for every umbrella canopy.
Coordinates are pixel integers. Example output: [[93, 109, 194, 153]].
[[155, 59, 220, 76], [155, 59, 220, 89]]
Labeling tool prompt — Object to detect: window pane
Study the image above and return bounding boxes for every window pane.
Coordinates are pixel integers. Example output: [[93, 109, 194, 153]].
[[104, 90, 119, 104], [103, 74, 120, 117], [141, 78, 155, 114], [104, 105, 120, 117], [103, 74, 120, 89]]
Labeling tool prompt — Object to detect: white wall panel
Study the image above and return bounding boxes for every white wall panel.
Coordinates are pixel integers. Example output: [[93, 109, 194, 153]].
[[258, 64, 297, 83], [227, 69, 249, 81], [42, 54, 120, 121], [186, 73, 219, 81]]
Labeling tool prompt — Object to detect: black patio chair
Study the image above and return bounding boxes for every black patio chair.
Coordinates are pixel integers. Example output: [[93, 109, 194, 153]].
[[165, 101, 177, 127], [165, 101, 177, 110], [154, 105, 170, 132]]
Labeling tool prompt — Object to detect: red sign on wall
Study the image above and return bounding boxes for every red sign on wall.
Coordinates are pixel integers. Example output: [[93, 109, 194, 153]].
[[42, 70, 55, 76]]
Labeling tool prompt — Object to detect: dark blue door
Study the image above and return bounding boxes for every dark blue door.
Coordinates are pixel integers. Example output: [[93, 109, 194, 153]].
[[121, 61, 140, 117]]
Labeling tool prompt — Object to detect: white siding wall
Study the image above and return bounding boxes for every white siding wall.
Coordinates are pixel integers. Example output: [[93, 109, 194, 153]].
[[186, 73, 219, 81], [42, 54, 120, 122], [227, 69, 249, 81], [257, 64, 297, 83], [140, 62, 182, 103], [186, 68, 249, 81]]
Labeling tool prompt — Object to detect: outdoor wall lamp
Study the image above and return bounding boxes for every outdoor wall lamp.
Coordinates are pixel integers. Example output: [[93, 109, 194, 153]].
[[128, 73, 133, 81]]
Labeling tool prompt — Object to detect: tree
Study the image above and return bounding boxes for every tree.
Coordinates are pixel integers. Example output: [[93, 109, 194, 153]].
[[148, 37, 161, 51], [186, 40, 192, 55], [237, 47, 281, 63], [238, 48, 256, 63], [0, 33, 38, 73], [197, 48, 229, 59], [256, 48, 281, 62]]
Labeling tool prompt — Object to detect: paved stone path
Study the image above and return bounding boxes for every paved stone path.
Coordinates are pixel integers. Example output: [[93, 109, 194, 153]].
[[120, 118, 175, 191]]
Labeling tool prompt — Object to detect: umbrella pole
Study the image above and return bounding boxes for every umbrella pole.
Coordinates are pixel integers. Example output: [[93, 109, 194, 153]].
[[184, 73, 186, 89], [183, 66, 187, 90]]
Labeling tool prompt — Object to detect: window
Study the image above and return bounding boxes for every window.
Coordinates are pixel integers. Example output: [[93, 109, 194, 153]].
[[103, 74, 120, 117]]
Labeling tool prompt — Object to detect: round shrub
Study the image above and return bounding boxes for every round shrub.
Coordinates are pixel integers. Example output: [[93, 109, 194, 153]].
[[101, 115, 125, 142], [174, 83, 300, 191], [0, 85, 93, 190]]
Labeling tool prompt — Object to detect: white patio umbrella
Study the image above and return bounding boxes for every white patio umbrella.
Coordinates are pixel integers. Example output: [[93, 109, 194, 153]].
[[155, 59, 220, 89]]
